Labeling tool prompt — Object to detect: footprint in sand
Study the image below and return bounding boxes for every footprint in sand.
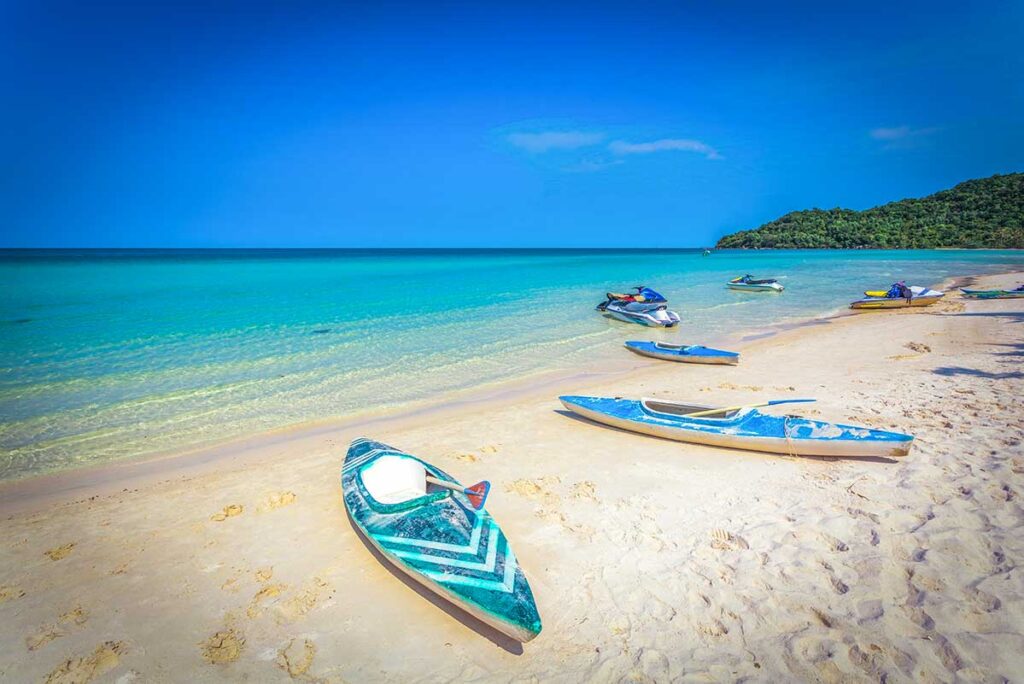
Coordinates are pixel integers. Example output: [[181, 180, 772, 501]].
[[809, 607, 834, 628], [247, 584, 287, 618], [696, 619, 729, 637], [856, 599, 884, 622], [273, 577, 329, 625], [276, 638, 317, 678], [257, 492, 296, 513], [255, 567, 274, 583], [452, 452, 478, 463], [819, 561, 851, 593], [570, 481, 599, 501], [718, 382, 763, 392], [44, 543, 75, 561], [43, 641, 125, 684], [710, 529, 749, 551], [905, 342, 931, 353], [828, 574, 849, 595], [479, 445, 499, 454], [505, 476, 561, 506], [535, 509, 595, 540], [818, 532, 849, 553], [210, 504, 243, 522], [26, 625, 62, 652], [846, 507, 880, 524], [0, 585, 26, 604], [27, 607, 89, 651], [201, 629, 245, 664]]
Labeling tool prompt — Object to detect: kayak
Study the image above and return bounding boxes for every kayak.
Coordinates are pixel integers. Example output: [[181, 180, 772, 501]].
[[727, 276, 784, 292], [558, 396, 913, 458], [961, 288, 1024, 299], [850, 286, 943, 309], [342, 438, 542, 642], [624, 341, 739, 365]]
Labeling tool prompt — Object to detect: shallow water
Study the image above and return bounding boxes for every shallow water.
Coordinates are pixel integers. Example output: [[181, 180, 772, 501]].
[[2, 248, 1022, 480]]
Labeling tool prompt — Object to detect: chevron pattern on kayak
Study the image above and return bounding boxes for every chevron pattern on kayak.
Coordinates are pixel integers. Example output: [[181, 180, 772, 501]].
[[372, 514, 520, 593]]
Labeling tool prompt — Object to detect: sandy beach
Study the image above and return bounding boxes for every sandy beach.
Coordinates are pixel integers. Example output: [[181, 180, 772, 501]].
[[1, 270, 1022, 682]]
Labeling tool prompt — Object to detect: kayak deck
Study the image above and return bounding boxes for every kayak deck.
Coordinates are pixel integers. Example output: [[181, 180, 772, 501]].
[[343, 438, 542, 642], [559, 395, 913, 458]]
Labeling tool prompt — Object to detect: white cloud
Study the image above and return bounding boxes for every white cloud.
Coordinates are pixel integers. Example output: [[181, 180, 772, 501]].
[[869, 125, 939, 141], [507, 131, 605, 153], [608, 138, 722, 160]]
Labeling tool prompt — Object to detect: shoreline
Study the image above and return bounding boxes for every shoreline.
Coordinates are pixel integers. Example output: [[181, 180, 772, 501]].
[[0, 269, 1006, 515], [1, 270, 1021, 681]]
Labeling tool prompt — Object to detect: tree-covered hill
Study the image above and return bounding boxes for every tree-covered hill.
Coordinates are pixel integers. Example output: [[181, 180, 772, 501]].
[[715, 173, 1024, 249]]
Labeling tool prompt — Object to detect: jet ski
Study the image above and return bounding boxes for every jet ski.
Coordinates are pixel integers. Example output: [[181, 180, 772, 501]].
[[596, 287, 681, 328], [727, 275, 784, 292], [850, 284, 943, 309]]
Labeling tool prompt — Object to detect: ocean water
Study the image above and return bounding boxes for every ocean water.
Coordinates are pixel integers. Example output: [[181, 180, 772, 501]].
[[2, 248, 1023, 480]]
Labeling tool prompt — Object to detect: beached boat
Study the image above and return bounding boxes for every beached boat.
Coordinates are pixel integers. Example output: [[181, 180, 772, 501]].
[[342, 438, 542, 642], [960, 287, 1024, 299], [597, 287, 681, 327], [624, 341, 739, 365], [850, 286, 943, 309], [558, 396, 914, 458], [727, 275, 784, 292]]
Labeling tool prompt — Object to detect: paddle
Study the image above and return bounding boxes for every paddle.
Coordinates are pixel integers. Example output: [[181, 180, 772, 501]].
[[426, 476, 491, 511], [685, 398, 816, 419]]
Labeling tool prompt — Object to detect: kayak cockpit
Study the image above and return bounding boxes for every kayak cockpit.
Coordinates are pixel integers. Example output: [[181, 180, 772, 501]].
[[653, 342, 693, 352], [357, 455, 450, 512], [640, 399, 742, 420]]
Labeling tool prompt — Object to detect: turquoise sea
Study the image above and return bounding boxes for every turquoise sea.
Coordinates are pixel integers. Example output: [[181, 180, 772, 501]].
[[2, 248, 1023, 481]]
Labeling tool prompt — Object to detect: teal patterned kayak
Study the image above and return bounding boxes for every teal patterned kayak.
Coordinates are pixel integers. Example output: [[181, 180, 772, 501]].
[[961, 288, 1024, 299], [342, 438, 542, 642]]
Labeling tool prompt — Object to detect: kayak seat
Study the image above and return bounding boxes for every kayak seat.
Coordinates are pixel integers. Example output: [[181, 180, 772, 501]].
[[361, 455, 427, 504], [643, 400, 741, 419]]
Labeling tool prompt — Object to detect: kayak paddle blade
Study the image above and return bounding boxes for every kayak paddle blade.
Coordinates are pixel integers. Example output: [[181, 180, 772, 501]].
[[766, 398, 816, 407], [464, 480, 491, 511]]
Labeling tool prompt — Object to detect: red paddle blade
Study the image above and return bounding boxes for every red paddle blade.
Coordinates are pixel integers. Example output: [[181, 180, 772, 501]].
[[464, 480, 491, 511]]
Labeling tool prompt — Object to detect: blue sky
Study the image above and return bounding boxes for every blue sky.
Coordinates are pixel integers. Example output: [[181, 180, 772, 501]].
[[2, 1, 1021, 247]]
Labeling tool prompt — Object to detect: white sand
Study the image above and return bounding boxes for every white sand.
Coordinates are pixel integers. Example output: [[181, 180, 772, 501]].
[[1, 271, 1023, 682]]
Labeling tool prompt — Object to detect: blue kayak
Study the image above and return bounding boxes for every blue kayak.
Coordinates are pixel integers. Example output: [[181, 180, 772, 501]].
[[624, 341, 739, 365], [559, 396, 913, 458], [343, 438, 542, 642]]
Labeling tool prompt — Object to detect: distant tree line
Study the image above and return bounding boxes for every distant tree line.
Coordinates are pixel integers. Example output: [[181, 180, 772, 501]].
[[715, 173, 1024, 249]]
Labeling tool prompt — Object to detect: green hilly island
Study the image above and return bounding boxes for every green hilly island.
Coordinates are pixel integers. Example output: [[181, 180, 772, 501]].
[[716, 173, 1024, 249]]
